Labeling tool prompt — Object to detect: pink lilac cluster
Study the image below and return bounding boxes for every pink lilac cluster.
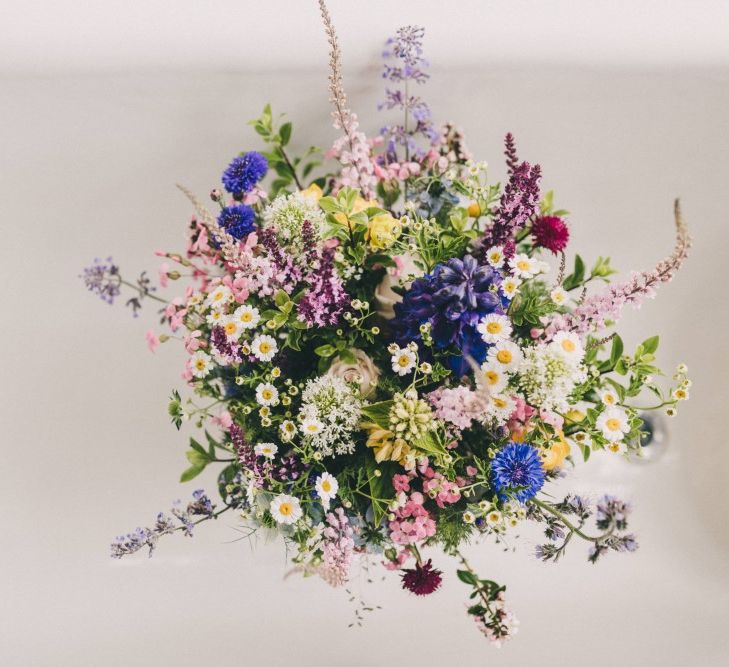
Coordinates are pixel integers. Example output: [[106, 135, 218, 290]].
[[422, 468, 461, 508], [329, 115, 378, 198], [427, 385, 488, 430], [473, 593, 520, 648], [318, 508, 355, 587], [389, 491, 437, 545]]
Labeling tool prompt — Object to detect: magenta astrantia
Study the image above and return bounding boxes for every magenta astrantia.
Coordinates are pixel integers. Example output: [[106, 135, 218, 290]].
[[84, 0, 692, 648]]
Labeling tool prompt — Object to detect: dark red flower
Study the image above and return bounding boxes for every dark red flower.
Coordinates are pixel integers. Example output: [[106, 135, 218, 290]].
[[531, 215, 570, 254], [400, 559, 443, 596]]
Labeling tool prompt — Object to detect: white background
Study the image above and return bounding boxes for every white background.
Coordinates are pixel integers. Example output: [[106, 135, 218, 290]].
[[1, 1, 729, 665]]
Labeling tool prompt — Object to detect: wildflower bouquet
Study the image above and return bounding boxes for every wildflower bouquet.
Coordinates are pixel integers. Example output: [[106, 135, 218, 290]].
[[85, 1, 692, 646]]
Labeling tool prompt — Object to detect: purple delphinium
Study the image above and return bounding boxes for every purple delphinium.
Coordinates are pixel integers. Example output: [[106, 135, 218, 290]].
[[394, 254, 502, 375], [379, 25, 438, 163], [217, 204, 256, 240], [297, 247, 350, 327], [221, 151, 268, 197]]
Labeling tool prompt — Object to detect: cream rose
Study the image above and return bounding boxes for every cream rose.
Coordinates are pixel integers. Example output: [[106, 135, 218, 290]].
[[374, 253, 424, 320], [326, 349, 380, 398]]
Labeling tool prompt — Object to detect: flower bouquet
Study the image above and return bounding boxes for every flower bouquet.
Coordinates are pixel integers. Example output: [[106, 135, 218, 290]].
[[84, 1, 692, 646]]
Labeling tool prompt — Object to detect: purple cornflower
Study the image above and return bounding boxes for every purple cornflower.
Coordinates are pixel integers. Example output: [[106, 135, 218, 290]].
[[221, 151, 268, 196], [217, 204, 256, 240], [297, 248, 350, 327], [80, 257, 121, 305]]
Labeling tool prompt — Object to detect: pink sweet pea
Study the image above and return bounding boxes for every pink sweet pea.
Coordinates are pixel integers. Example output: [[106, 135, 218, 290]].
[[145, 330, 160, 353]]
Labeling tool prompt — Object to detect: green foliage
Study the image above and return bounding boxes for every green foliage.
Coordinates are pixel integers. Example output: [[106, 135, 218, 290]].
[[508, 280, 556, 327]]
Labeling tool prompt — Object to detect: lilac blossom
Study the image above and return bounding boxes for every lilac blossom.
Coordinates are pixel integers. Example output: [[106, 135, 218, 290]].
[[297, 247, 351, 327], [318, 508, 355, 587]]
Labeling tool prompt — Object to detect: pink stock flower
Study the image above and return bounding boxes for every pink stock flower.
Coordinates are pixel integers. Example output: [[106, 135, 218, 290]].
[[145, 330, 160, 353], [183, 330, 203, 353], [388, 492, 436, 545], [392, 474, 412, 494], [158, 263, 170, 288], [422, 468, 461, 508]]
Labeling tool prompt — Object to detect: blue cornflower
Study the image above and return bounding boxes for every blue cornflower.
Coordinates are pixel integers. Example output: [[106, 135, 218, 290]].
[[491, 443, 545, 503], [217, 204, 256, 239], [221, 151, 268, 195], [394, 254, 502, 376]]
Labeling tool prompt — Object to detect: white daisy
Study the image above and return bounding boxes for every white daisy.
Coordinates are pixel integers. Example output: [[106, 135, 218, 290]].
[[596, 407, 630, 442], [222, 317, 242, 341], [487, 341, 523, 372], [605, 440, 627, 455], [480, 362, 509, 394], [477, 313, 512, 344], [251, 334, 278, 362], [672, 388, 690, 401], [462, 510, 476, 524], [205, 285, 233, 309], [485, 510, 503, 527], [509, 253, 539, 279], [551, 331, 584, 362], [255, 382, 279, 406], [550, 287, 568, 306], [206, 310, 225, 326], [270, 494, 302, 525], [391, 346, 417, 376], [280, 419, 297, 441], [501, 276, 522, 299], [314, 472, 339, 509], [189, 351, 213, 378], [300, 416, 325, 437], [599, 389, 619, 407], [489, 394, 516, 421], [485, 246, 505, 269], [254, 442, 278, 459], [233, 304, 261, 330]]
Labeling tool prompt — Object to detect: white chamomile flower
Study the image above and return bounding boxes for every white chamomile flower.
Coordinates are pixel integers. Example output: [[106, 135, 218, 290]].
[[477, 313, 513, 344], [551, 331, 584, 362], [222, 316, 242, 341], [233, 304, 261, 330], [509, 253, 539, 279], [487, 341, 523, 372], [596, 407, 630, 442], [501, 276, 522, 299], [206, 310, 225, 326], [672, 388, 690, 401], [489, 394, 516, 421], [463, 511, 476, 525], [315, 472, 339, 509], [190, 351, 213, 378], [251, 334, 278, 362], [599, 389, 619, 407], [300, 416, 325, 437], [480, 362, 509, 394], [254, 442, 278, 459], [550, 287, 568, 305], [391, 346, 417, 376], [187, 292, 203, 307], [205, 284, 233, 309], [280, 420, 297, 441], [270, 494, 302, 525], [605, 440, 627, 455], [255, 382, 279, 406], [485, 246, 505, 269], [485, 510, 503, 527]]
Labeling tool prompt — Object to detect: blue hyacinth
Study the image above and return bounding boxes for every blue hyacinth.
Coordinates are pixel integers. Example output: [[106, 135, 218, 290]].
[[394, 254, 502, 376], [221, 151, 268, 195], [217, 204, 256, 239], [491, 443, 545, 503]]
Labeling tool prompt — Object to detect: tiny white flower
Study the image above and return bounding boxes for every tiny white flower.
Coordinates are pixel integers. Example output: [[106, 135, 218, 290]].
[[599, 389, 619, 407], [596, 407, 630, 442], [314, 472, 339, 509], [255, 382, 279, 406], [206, 310, 225, 326], [251, 334, 278, 362], [221, 316, 242, 341], [477, 313, 513, 344], [270, 494, 302, 525], [254, 442, 278, 459], [280, 419, 297, 441], [605, 440, 627, 455], [463, 510, 476, 524], [391, 346, 417, 376], [672, 388, 690, 401], [233, 304, 261, 330], [550, 287, 568, 305], [300, 416, 325, 437], [509, 253, 539, 279], [489, 394, 516, 420], [501, 276, 522, 299], [480, 362, 509, 394], [485, 510, 503, 526], [205, 285, 233, 309], [487, 341, 523, 371], [485, 246, 505, 268], [190, 351, 213, 378], [551, 331, 584, 362]]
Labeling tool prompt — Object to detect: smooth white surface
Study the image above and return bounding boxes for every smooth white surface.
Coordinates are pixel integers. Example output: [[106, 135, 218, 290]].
[[2, 63, 729, 666], [2, 0, 729, 72]]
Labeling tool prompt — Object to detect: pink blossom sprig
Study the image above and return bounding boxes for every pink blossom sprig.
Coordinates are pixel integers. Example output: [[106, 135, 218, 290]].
[[318, 508, 355, 587], [544, 200, 691, 338]]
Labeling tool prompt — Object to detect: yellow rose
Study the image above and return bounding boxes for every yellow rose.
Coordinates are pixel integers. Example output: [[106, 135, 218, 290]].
[[299, 183, 323, 203], [367, 213, 401, 249], [540, 431, 571, 470]]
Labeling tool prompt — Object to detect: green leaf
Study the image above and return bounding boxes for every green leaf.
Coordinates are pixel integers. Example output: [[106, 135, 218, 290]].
[[457, 569, 480, 586], [314, 344, 337, 358], [412, 431, 447, 458], [186, 448, 209, 467], [360, 401, 393, 429], [274, 289, 289, 308], [610, 335, 624, 368], [563, 255, 585, 290], [180, 464, 206, 483], [641, 335, 660, 355], [279, 122, 292, 146]]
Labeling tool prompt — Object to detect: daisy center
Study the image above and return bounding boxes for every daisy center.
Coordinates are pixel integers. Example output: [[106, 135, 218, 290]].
[[486, 322, 502, 334], [241, 312, 252, 322], [398, 355, 411, 367], [195, 360, 206, 370], [561, 339, 576, 352], [259, 342, 271, 354], [517, 260, 530, 271], [278, 502, 292, 516], [321, 480, 332, 492], [496, 350, 513, 364], [606, 418, 621, 431], [262, 389, 273, 400], [485, 371, 499, 385]]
